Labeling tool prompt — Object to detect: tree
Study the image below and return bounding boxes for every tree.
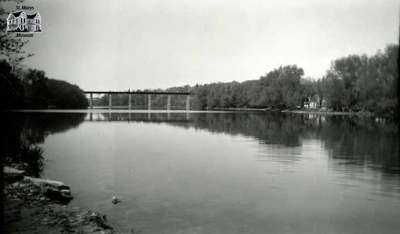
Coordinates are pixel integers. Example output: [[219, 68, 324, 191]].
[[0, 6, 32, 109], [330, 55, 368, 110], [258, 65, 304, 109], [23, 69, 89, 109], [0, 59, 25, 109], [0, 7, 33, 72], [324, 44, 398, 117], [321, 72, 345, 111]]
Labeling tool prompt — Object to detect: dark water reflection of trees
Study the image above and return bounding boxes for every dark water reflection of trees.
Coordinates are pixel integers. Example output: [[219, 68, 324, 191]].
[[2, 113, 86, 177], [2, 111, 399, 178], [91, 112, 399, 176], [316, 116, 399, 174]]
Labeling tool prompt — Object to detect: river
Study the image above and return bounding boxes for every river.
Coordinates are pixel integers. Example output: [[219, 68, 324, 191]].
[[4, 111, 400, 233]]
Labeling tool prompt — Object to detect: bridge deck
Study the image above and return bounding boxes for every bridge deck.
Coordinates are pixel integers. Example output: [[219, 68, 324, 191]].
[[84, 91, 191, 95]]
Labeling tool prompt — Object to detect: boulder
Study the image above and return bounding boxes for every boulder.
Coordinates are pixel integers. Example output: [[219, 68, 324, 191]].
[[4, 166, 25, 183], [111, 196, 121, 204], [25, 177, 70, 190], [88, 212, 113, 230], [24, 177, 73, 203]]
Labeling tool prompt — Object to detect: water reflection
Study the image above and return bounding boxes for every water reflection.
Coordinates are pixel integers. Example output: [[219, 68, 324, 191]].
[[2, 113, 86, 176], [317, 116, 399, 174], [84, 112, 399, 176], [4, 111, 399, 179], [87, 112, 191, 123]]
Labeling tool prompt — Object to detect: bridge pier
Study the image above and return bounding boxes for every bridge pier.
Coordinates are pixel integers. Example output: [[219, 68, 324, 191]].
[[148, 94, 152, 110], [167, 95, 171, 110], [186, 95, 190, 111], [89, 93, 93, 109], [109, 93, 112, 109], [128, 94, 132, 110]]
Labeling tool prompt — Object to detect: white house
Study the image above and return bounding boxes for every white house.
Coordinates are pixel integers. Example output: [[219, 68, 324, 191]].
[[7, 11, 41, 32], [7, 11, 27, 32], [27, 12, 41, 32]]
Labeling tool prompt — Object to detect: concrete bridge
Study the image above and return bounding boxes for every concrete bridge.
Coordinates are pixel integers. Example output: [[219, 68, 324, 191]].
[[84, 91, 191, 110]]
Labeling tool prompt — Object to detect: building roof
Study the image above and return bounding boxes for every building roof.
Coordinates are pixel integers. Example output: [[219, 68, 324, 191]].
[[27, 13, 37, 19], [12, 11, 23, 17]]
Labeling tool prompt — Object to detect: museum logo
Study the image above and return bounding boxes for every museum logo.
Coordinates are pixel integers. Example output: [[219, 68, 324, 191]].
[[6, 4, 42, 37]]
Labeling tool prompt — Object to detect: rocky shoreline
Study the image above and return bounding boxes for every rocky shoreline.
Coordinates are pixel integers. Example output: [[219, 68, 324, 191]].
[[3, 166, 116, 234]]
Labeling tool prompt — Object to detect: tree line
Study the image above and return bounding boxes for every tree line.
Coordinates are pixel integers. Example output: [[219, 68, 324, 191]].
[[96, 44, 398, 118], [0, 60, 89, 109], [190, 44, 398, 117]]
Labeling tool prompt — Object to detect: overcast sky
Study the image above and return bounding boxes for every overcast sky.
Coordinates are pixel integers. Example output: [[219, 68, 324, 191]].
[[4, 0, 399, 90]]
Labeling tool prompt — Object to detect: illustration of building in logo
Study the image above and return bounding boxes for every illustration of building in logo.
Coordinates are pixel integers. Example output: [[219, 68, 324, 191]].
[[6, 10, 42, 33]]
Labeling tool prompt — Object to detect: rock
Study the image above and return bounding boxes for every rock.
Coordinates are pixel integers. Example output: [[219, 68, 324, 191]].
[[24, 177, 73, 203], [43, 187, 73, 203], [4, 166, 25, 183], [111, 196, 121, 204], [60, 189, 72, 197], [88, 212, 113, 230], [25, 177, 70, 190]]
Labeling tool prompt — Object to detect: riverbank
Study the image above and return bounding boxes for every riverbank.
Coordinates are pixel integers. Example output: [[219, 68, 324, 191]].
[[281, 109, 376, 117], [212, 107, 377, 117], [3, 166, 116, 234]]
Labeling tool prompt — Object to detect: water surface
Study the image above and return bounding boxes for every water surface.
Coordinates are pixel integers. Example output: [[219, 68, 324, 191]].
[[5, 111, 400, 233]]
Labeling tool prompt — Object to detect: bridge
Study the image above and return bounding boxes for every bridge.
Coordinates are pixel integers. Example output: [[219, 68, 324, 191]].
[[84, 91, 191, 110]]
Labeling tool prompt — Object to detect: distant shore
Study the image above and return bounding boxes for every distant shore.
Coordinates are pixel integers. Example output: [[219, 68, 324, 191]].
[[281, 109, 376, 117], [211, 107, 377, 117]]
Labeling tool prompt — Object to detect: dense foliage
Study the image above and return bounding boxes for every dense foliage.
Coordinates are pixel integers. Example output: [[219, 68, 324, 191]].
[[320, 45, 398, 116], [0, 59, 25, 108], [0, 60, 88, 109], [190, 45, 398, 116]]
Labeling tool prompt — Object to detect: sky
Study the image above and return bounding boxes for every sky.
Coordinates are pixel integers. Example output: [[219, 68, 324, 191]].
[[3, 0, 399, 90]]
